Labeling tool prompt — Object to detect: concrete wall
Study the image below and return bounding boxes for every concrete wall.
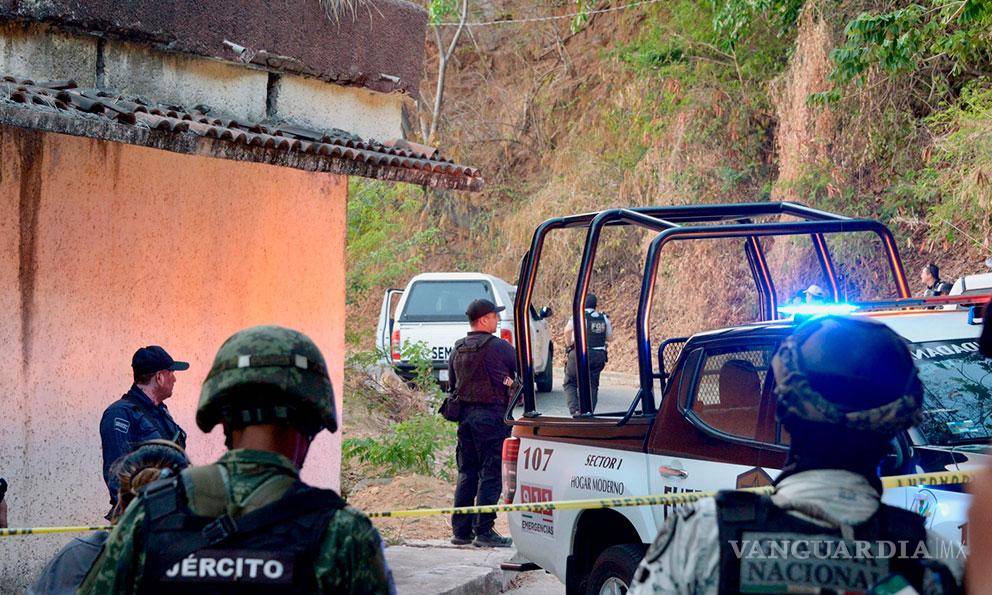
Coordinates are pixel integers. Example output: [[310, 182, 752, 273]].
[[0, 127, 347, 590], [0, 23, 405, 142], [276, 73, 406, 143]]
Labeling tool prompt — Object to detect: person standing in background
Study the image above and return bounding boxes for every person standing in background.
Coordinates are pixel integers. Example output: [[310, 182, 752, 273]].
[[563, 293, 612, 416], [99, 345, 189, 512]]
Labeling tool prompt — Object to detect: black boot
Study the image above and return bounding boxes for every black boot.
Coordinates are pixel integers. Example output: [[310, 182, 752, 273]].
[[450, 533, 474, 546], [473, 529, 512, 548]]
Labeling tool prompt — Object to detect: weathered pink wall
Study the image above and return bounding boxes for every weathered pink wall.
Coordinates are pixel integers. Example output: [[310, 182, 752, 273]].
[[0, 127, 346, 588]]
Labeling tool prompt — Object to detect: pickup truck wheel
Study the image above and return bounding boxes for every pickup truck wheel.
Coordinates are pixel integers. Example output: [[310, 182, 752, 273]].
[[585, 543, 647, 595], [535, 343, 554, 393]]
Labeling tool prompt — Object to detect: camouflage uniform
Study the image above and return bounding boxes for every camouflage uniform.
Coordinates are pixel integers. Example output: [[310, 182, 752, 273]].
[[79, 326, 394, 594], [632, 317, 964, 595], [629, 469, 964, 594], [78, 449, 394, 594]]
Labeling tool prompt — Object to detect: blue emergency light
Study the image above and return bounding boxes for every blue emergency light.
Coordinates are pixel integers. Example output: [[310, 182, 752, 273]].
[[776, 303, 860, 317]]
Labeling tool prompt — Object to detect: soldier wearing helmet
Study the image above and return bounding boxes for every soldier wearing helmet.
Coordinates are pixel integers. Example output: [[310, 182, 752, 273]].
[[80, 326, 395, 594], [563, 292, 612, 416], [630, 316, 963, 595]]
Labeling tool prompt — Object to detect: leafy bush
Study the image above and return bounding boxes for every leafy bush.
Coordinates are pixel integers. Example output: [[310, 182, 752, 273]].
[[346, 179, 440, 300], [398, 340, 444, 405], [900, 81, 992, 245], [343, 412, 457, 479]]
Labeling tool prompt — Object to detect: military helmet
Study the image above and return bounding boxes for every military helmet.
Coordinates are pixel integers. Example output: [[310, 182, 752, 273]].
[[197, 325, 337, 435], [772, 315, 922, 436], [585, 293, 598, 309]]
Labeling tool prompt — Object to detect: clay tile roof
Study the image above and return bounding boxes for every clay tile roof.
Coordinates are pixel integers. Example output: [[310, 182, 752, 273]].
[[0, 77, 483, 191]]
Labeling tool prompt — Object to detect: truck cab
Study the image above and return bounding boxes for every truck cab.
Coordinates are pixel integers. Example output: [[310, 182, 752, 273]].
[[377, 272, 555, 392], [502, 202, 989, 594]]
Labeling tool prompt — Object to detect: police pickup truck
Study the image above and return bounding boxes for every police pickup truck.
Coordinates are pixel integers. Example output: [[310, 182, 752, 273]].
[[502, 203, 990, 594], [376, 272, 555, 392]]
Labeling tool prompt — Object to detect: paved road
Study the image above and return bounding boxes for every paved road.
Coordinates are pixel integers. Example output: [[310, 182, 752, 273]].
[[511, 368, 641, 418]]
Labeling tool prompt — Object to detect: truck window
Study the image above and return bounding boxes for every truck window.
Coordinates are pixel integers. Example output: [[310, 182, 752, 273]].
[[913, 339, 992, 446], [689, 345, 775, 441], [399, 280, 496, 323]]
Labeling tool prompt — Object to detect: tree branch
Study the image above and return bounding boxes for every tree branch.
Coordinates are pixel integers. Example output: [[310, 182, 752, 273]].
[[426, 0, 469, 144]]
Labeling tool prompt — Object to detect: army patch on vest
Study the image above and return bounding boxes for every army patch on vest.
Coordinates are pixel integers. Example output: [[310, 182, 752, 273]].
[[113, 418, 130, 433], [162, 550, 294, 585], [734, 532, 889, 594]]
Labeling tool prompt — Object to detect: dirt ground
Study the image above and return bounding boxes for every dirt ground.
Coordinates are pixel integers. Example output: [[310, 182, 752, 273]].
[[348, 474, 511, 544]]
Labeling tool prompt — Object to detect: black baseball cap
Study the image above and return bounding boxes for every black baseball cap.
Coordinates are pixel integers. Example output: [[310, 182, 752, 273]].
[[132, 346, 190, 376], [466, 299, 505, 321]]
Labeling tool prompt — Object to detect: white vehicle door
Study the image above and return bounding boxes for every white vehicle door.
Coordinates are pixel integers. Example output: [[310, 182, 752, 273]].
[[510, 286, 550, 372], [375, 288, 404, 363], [529, 305, 550, 371]]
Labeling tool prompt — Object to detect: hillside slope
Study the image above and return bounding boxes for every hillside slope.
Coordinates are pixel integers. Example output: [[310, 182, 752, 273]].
[[348, 0, 992, 372]]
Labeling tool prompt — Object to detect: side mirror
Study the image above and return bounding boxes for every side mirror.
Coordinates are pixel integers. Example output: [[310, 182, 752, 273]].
[[539, 306, 553, 319]]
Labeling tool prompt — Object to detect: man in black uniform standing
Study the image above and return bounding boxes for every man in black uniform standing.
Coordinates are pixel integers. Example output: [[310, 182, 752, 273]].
[[563, 293, 612, 416], [447, 298, 516, 548]]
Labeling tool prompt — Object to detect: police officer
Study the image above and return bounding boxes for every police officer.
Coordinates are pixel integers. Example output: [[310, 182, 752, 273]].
[[100, 346, 189, 510], [921, 263, 953, 297], [447, 298, 516, 548], [630, 316, 963, 594], [563, 293, 612, 416], [80, 325, 395, 594]]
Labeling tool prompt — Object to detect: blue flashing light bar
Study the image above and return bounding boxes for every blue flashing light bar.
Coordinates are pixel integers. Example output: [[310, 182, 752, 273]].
[[777, 303, 860, 317]]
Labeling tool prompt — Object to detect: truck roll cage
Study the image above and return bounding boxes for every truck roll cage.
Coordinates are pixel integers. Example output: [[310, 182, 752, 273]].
[[512, 201, 910, 419]]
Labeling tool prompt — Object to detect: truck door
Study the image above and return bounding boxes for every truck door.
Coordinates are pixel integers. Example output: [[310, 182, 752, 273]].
[[375, 288, 404, 364], [647, 343, 781, 527]]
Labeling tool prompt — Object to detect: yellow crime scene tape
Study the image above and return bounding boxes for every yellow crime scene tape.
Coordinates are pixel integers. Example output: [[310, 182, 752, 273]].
[[0, 470, 974, 537]]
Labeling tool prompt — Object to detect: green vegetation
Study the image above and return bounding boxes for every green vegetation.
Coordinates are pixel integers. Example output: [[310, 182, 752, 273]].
[[343, 412, 457, 479], [347, 179, 439, 298], [342, 345, 455, 480], [816, 0, 992, 104], [346, 179, 439, 345], [899, 81, 992, 245]]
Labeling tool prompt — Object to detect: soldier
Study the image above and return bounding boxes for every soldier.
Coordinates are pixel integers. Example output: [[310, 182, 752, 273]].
[[563, 293, 612, 416], [80, 325, 395, 594], [630, 316, 963, 594]]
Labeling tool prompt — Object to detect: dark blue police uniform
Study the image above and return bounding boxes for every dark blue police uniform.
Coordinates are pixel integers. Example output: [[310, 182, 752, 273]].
[[99, 386, 187, 502], [99, 345, 189, 510]]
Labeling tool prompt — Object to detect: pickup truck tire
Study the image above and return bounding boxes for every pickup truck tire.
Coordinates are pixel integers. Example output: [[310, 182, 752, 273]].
[[535, 343, 554, 393], [585, 543, 647, 595]]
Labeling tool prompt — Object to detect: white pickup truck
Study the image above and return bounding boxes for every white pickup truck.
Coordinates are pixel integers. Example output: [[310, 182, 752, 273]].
[[502, 202, 990, 594], [376, 272, 555, 392]]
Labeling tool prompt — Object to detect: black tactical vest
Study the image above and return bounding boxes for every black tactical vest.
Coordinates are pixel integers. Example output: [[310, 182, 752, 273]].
[[715, 491, 959, 594], [452, 333, 503, 405], [586, 310, 608, 350], [135, 469, 345, 594]]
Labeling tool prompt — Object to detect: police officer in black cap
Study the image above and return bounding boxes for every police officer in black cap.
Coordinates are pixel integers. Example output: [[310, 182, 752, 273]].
[[563, 293, 612, 416], [446, 298, 516, 548], [99, 346, 189, 511]]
